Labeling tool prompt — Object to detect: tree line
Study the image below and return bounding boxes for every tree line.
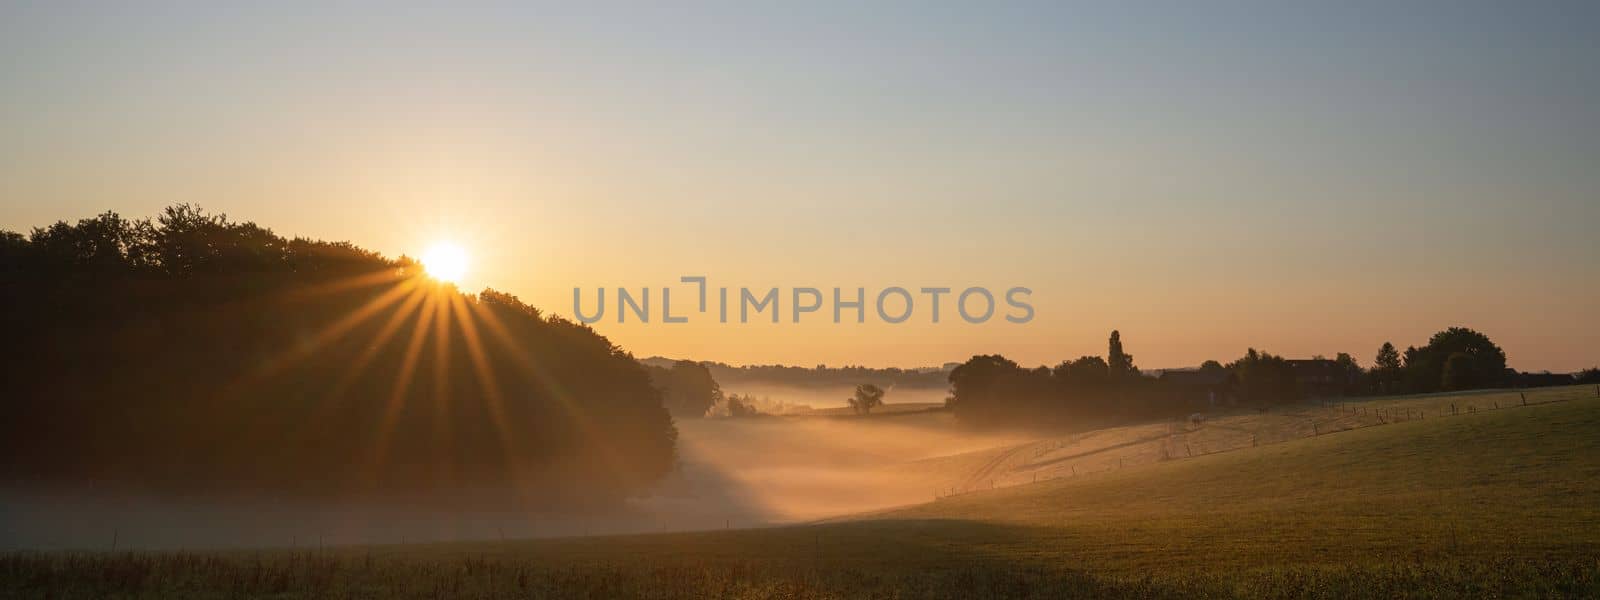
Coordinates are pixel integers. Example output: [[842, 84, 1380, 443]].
[[0, 206, 676, 507], [644, 359, 816, 417], [947, 331, 1151, 427], [666, 359, 951, 391], [948, 327, 1581, 428]]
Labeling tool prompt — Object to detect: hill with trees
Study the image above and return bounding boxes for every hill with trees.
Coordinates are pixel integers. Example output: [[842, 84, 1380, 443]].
[[0, 206, 676, 507]]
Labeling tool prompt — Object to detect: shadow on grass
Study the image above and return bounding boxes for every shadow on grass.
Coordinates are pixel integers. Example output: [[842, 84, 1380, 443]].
[[5, 519, 1597, 599]]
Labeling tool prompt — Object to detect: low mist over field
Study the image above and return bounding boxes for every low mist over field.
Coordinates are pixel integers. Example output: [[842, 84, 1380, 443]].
[[715, 383, 949, 413], [1, 407, 1031, 550], [641, 410, 1029, 524]]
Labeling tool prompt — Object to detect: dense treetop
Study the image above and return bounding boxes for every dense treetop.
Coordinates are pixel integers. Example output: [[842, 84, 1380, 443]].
[[0, 206, 676, 506]]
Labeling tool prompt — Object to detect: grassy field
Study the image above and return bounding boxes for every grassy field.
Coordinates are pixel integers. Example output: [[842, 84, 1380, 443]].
[[4, 387, 1599, 598], [894, 384, 1600, 495]]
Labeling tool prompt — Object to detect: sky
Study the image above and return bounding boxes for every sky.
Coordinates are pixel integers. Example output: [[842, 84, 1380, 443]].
[[2, 1, 1596, 371]]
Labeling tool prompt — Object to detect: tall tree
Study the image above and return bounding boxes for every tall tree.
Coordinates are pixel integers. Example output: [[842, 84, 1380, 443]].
[[1374, 342, 1401, 372], [1370, 342, 1402, 393], [1107, 330, 1137, 379]]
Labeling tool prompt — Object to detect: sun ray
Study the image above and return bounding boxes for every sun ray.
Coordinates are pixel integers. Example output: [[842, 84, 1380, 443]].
[[370, 290, 440, 472], [465, 299, 635, 482], [429, 287, 455, 488], [448, 294, 536, 498], [211, 278, 420, 449], [247, 279, 416, 381], [189, 269, 407, 333], [277, 268, 409, 302], [291, 284, 430, 448], [328, 285, 429, 400]]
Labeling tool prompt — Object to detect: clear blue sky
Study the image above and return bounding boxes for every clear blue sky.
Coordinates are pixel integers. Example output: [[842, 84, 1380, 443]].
[[2, 1, 1596, 370]]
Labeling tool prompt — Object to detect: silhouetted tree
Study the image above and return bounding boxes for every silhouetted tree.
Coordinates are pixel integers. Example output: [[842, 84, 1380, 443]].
[[1054, 356, 1110, 386], [1403, 327, 1507, 393], [645, 360, 723, 418], [1228, 348, 1300, 405], [948, 355, 1025, 425], [1334, 353, 1362, 394], [1375, 342, 1401, 371], [1369, 342, 1402, 393], [1050, 356, 1109, 415], [721, 393, 763, 417], [849, 384, 886, 415], [1108, 330, 1138, 380]]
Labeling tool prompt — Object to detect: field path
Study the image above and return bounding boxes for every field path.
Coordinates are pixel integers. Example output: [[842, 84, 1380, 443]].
[[960, 442, 1033, 489], [1016, 430, 1173, 473]]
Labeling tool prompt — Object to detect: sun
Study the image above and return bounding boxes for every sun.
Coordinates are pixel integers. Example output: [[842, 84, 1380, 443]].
[[420, 242, 468, 284]]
